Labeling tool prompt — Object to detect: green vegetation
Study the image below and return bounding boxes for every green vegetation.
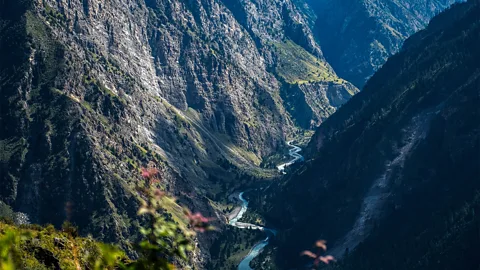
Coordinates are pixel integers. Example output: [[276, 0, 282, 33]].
[[208, 226, 265, 270], [229, 146, 262, 166], [82, 74, 127, 106], [259, 152, 285, 169], [42, 3, 67, 27], [272, 40, 343, 85], [25, 10, 65, 93], [85, 49, 136, 85], [0, 139, 26, 164], [0, 202, 14, 222], [0, 221, 130, 270], [238, 209, 265, 227], [0, 168, 214, 270]]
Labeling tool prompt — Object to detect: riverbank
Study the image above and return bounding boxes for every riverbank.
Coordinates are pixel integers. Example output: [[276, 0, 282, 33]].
[[207, 226, 266, 270], [228, 192, 274, 270], [226, 141, 303, 269]]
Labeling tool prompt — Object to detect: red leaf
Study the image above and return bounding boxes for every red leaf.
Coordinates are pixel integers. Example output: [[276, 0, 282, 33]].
[[300, 250, 317, 259], [319, 255, 335, 264], [315, 240, 328, 251]]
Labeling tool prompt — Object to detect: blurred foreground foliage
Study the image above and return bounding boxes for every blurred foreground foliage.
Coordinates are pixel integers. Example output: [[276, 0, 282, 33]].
[[0, 167, 214, 270]]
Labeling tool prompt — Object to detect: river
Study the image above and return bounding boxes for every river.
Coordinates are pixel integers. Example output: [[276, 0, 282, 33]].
[[228, 141, 303, 270], [276, 140, 304, 173]]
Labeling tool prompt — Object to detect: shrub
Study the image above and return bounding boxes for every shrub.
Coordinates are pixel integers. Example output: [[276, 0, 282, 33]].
[[0, 202, 14, 222], [61, 221, 78, 238], [0, 164, 214, 270]]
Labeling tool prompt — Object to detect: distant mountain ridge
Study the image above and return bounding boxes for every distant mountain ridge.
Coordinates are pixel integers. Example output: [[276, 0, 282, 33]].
[[309, 0, 462, 87]]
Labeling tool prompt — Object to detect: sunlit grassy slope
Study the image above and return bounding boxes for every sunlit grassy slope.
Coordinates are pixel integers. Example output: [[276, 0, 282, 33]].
[[273, 40, 345, 85]]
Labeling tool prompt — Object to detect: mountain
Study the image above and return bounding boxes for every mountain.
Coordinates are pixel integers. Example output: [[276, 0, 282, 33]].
[[259, 1, 480, 268], [1, 0, 473, 268], [0, 0, 356, 262], [309, 0, 461, 88]]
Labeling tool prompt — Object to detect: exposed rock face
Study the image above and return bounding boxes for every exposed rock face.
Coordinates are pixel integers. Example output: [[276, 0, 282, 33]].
[[0, 0, 356, 265], [309, 0, 462, 88], [280, 81, 357, 128], [220, 0, 359, 126], [261, 1, 480, 269]]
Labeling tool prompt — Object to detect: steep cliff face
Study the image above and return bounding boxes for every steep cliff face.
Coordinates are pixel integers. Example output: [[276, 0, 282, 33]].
[[309, 0, 461, 88], [218, 0, 358, 127], [261, 1, 480, 268], [1, 0, 193, 257], [222, 0, 321, 56], [0, 0, 356, 264]]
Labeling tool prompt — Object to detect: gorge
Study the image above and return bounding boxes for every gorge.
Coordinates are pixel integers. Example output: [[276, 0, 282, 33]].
[[0, 0, 478, 270], [228, 141, 303, 269]]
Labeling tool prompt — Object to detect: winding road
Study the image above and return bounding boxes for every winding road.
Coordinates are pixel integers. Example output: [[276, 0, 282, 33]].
[[228, 141, 303, 270]]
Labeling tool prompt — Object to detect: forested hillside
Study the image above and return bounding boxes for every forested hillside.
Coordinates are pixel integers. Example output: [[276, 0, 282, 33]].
[[259, 1, 480, 268]]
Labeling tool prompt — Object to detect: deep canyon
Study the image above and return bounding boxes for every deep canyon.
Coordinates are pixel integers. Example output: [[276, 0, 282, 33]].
[[0, 0, 478, 269]]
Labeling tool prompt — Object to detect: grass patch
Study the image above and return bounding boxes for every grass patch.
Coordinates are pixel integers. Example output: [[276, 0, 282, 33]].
[[160, 197, 189, 232], [0, 222, 129, 269], [273, 40, 345, 84]]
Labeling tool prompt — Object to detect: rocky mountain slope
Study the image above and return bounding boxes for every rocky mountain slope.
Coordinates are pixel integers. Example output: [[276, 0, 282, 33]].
[[260, 1, 480, 268], [309, 0, 461, 88], [0, 0, 356, 264]]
